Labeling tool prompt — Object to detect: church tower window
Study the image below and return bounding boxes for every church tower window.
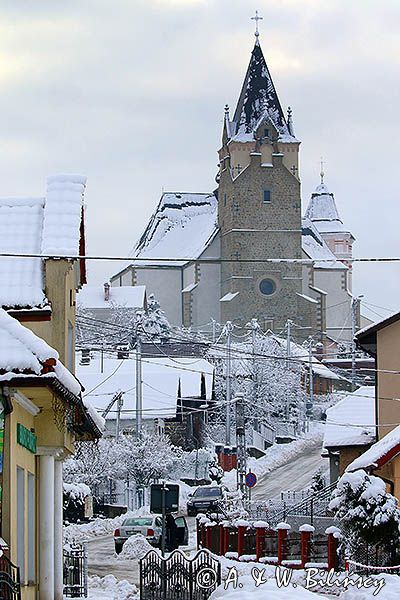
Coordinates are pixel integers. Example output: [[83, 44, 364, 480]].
[[264, 128, 270, 138], [259, 278, 276, 296], [263, 189, 271, 203]]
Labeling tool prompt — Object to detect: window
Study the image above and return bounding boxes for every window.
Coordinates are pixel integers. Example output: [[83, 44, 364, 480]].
[[27, 473, 35, 582], [264, 128, 269, 138], [224, 193, 227, 206], [17, 467, 25, 582], [259, 278, 276, 296], [263, 190, 271, 203]]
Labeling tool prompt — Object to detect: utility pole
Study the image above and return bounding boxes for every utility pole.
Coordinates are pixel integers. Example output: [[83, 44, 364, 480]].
[[235, 393, 247, 499], [250, 318, 259, 403], [306, 336, 314, 433], [225, 321, 233, 446], [286, 319, 293, 423], [115, 393, 124, 440], [135, 315, 143, 438], [351, 296, 362, 387], [211, 318, 216, 343]]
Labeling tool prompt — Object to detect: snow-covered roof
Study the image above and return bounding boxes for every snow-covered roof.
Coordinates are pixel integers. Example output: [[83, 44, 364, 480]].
[[0, 307, 82, 397], [356, 310, 400, 340], [231, 41, 297, 143], [77, 285, 146, 310], [323, 386, 376, 449], [302, 218, 347, 270], [77, 352, 214, 421], [0, 174, 86, 309], [271, 334, 343, 380], [304, 182, 352, 237], [132, 192, 218, 267], [346, 423, 400, 472]]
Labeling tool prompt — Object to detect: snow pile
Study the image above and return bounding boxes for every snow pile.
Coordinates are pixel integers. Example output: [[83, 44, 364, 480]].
[[117, 534, 154, 560], [42, 174, 86, 256], [341, 574, 400, 600], [88, 574, 138, 600], [346, 424, 400, 472], [64, 510, 145, 543], [210, 574, 326, 600], [223, 429, 324, 490]]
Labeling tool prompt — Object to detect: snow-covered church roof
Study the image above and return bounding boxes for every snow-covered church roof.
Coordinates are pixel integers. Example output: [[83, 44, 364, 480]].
[[302, 218, 347, 270], [132, 192, 218, 267], [227, 41, 298, 143], [0, 174, 86, 309], [304, 181, 352, 237]]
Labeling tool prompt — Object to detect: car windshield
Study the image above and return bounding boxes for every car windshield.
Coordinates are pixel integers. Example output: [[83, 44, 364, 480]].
[[194, 488, 221, 498], [123, 518, 153, 526]]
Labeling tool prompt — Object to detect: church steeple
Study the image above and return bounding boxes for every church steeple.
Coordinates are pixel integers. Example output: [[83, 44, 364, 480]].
[[232, 41, 292, 140]]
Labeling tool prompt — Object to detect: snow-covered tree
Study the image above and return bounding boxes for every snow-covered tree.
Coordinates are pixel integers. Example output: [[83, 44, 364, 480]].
[[114, 432, 181, 487], [140, 294, 172, 342], [329, 470, 400, 554], [206, 324, 307, 440], [310, 468, 326, 493], [63, 438, 116, 489]]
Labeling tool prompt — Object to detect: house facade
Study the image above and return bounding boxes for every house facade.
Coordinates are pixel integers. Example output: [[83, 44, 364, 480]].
[[345, 312, 400, 499]]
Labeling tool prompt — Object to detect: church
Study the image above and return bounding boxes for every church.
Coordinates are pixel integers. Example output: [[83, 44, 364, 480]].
[[111, 32, 355, 344]]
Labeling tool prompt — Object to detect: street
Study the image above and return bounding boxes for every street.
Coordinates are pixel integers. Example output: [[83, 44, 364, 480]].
[[251, 444, 327, 500], [87, 516, 197, 585]]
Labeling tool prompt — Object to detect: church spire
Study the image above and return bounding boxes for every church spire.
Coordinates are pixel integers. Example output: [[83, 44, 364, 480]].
[[232, 38, 291, 139]]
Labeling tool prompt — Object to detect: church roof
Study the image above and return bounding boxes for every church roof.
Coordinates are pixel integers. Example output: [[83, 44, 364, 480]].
[[229, 41, 297, 143], [302, 218, 347, 270], [304, 181, 352, 236], [132, 192, 219, 267]]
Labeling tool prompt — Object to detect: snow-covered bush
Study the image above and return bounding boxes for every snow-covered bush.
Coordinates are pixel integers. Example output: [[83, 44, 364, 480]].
[[310, 468, 326, 493], [329, 469, 400, 552]]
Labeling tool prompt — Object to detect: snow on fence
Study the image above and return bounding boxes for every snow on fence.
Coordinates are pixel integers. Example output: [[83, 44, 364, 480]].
[[196, 516, 340, 571]]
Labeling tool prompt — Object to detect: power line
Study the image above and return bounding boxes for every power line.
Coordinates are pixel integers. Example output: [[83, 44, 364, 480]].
[[2, 250, 400, 264]]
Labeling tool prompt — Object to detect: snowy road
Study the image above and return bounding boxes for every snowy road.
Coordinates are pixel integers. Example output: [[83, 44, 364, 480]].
[[251, 443, 327, 501]]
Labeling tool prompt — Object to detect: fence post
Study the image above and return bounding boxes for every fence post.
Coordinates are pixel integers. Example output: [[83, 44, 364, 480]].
[[325, 526, 341, 571], [236, 520, 249, 557], [254, 520, 269, 562], [277, 522, 291, 564], [299, 524, 314, 567]]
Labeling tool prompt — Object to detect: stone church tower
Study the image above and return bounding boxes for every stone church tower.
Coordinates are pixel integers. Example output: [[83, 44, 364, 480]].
[[217, 39, 314, 334]]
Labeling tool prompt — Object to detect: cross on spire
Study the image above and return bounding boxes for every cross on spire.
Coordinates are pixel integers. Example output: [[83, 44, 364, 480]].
[[251, 10, 263, 39], [320, 157, 325, 184]]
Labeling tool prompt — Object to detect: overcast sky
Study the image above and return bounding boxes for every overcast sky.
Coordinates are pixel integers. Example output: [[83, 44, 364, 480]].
[[1, 0, 399, 322]]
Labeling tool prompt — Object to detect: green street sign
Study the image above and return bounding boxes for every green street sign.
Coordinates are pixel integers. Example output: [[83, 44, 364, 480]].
[[17, 424, 37, 454]]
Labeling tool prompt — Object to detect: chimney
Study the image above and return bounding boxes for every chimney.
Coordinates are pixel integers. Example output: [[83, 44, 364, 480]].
[[104, 282, 110, 302]]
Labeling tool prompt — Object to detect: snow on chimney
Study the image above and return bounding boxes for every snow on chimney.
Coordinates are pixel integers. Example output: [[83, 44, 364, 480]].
[[104, 282, 110, 302]]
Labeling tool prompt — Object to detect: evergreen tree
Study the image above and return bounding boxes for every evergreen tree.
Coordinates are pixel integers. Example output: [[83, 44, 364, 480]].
[[140, 294, 172, 342], [329, 469, 400, 556], [310, 468, 326, 493]]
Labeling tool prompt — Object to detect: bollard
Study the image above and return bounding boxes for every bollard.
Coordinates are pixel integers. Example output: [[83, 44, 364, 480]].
[[277, 523, 291, 564], [325, 526, 341, 571], [254, 521, 269, 562]]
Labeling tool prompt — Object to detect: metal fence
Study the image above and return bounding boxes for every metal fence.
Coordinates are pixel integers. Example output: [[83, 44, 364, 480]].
[[63, 543, 88, 598], [140, 549, 221, 600], [0, 554, 21, 600]]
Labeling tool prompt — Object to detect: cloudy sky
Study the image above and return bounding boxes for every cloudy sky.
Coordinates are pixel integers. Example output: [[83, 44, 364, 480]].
[[1, 0, 399, 322]]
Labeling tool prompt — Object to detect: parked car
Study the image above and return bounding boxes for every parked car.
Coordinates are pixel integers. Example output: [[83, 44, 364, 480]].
[[186, 486, 223, 516], [113, 514, 189, 553]]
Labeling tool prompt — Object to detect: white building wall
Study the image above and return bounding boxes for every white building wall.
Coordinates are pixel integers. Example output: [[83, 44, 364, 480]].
[[313, 268, 353, 343], [134, 267, 183, 326]]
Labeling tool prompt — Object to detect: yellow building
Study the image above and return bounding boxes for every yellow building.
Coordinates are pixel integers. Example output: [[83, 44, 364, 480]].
[[0, 174, 103, 600], [0, 309, 102, 600], [345, 312, 400, 499]]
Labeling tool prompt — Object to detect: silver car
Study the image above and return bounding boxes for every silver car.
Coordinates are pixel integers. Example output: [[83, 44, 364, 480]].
[[114, 516, 162, 553]]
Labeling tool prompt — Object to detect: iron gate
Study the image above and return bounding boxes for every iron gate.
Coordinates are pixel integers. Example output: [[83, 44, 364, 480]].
[[0, 554, 21, 600], [140, 549, 221, 600], [63, 543, 88, 598]]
